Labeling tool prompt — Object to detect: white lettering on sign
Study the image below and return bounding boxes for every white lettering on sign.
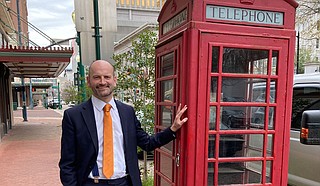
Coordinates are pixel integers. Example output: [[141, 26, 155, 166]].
[[163, 9, 187, 34], [206, 5, 284, 26]]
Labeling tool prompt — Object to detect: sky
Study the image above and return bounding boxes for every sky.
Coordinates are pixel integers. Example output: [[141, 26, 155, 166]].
[[27, 0, 76, 47]]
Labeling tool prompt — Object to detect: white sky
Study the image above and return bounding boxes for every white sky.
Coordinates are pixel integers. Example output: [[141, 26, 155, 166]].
[[27, 0, 76, 47]]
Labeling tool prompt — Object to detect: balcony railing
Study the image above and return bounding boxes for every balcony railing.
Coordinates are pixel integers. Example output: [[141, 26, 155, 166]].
[[116, 0, 166, 10]]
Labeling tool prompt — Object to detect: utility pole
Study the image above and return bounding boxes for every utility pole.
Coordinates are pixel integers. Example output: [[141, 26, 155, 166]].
[[93, 0, 101, 60], [76, 32, 86, 102], [17, 0, 27, 121]]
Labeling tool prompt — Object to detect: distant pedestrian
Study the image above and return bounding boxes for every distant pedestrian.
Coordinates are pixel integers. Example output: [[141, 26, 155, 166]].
[[59, 60, 188, 186]]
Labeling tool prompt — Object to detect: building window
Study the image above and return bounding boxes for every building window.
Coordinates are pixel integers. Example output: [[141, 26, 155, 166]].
[[317, 39, 319, 49]]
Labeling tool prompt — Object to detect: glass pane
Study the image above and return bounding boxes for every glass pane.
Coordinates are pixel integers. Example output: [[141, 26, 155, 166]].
[[222, 78, 273, 103], [271, 51, 278, 75], [161, 52, 174, 76], [221, 78, 248, 102], [160, 154, 173, 180], [209, 106, 216, 130], [219, 134, 244, 157], [222, 48, 269, 74], [218, 162, 262, 184], [212, 46, 219, 73], [251, 107, 265, 126], [161, 106, 173, 128], [160, 140, 173, 153], [210, 77, 217, 102], [250, 79, 268, 102], [221, 106, 247, 129], [268, 107, 275, 130], [207, 162, 215, 186], [208, 134, 216, 158], [267, 134, 274, 157], [219, 106, 274, 130], [266, 161, 272, 183], [251, 107, 275, 129], [250, 80, 277, 103], [159, 176, 171, 186], [247, 134, 265, 157], [270, 79, 276, 103], [161, 80, 174, 102]]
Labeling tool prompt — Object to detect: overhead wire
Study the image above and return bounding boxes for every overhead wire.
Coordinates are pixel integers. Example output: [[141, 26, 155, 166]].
[[0, 1, 62, 47]]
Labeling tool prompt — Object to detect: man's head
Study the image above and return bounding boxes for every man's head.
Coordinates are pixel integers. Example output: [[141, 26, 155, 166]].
[[87, 60, 117, 102]]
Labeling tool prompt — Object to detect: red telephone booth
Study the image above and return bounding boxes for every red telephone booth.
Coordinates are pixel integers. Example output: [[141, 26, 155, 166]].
[[155, 0, 298, 185]]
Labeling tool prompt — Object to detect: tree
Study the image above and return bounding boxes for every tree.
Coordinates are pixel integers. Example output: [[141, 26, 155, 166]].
[[113, 29, 157, 134], [113, 29, 158, 181], [62, 78, 92, 105], [295, 47, 313, 74], [296, 1, 320, 38]]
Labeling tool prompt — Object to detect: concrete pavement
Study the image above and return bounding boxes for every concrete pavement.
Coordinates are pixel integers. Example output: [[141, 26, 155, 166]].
[[0, 106, 66, 186]]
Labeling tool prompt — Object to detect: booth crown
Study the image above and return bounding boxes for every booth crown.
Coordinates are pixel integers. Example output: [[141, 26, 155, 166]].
[[240, 0, 255, 4]]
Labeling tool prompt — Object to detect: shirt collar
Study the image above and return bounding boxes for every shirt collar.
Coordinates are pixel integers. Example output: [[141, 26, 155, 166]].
[[91, 95, 116, 111]]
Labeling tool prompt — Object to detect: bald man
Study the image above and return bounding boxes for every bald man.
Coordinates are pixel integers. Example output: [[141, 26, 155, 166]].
[[59, 60, 188, 186]]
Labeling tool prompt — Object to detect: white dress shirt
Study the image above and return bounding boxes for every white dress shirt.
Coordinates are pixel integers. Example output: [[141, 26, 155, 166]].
[[89, 95, 126, 179]]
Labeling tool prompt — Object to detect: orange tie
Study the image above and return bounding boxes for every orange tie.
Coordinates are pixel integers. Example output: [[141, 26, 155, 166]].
[[103, 104, 114, 178]]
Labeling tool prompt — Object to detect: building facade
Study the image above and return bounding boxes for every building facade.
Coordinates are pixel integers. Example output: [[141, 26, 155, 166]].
[[0, 0, 73, 140]]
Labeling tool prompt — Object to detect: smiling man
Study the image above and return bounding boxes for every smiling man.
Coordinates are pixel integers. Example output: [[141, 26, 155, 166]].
[[59, 60, 188, 186]]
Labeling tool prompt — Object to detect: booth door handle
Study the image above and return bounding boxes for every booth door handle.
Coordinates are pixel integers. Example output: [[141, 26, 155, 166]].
[[176, 153, 180, 167]]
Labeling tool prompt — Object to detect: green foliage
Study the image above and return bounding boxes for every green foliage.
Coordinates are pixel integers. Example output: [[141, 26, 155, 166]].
[[62, 82, 78, 104], [141, 176, 154, 186], [295, 47, 313, 74], [113, 29, 158, 134], [62, 79, 92, 104]]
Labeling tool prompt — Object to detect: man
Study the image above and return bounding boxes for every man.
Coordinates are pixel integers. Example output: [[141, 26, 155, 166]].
[[59, 60, 188, 186]]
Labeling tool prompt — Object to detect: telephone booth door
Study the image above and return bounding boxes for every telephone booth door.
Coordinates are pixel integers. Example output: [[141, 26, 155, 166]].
[[154, 36, 184, 186], [199, 33, 289, 185]]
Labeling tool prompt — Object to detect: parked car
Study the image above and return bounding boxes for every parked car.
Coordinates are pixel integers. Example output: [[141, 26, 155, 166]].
[[68, 101, 76, 107], [48, 99, 59, 109], [251, 73, 320, 185]]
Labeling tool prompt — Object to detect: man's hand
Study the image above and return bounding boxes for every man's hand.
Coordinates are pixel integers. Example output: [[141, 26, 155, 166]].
[[170, 104, 188, 132]]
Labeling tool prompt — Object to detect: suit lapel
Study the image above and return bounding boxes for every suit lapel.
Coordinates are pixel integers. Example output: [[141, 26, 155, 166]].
[[115, 100, 128, 149], [81, 99, 99, 154]]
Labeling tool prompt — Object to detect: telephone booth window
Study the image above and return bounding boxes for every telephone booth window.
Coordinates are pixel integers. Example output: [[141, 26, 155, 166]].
[[211, 48, 270, 74], [207, 45, 279, 185]]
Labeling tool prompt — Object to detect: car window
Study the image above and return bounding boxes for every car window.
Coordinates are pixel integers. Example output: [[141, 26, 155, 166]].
[[291, 86, 320, 130]]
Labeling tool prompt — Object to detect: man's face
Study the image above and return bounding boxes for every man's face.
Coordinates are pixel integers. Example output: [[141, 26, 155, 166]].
[[87, 61, 117, 101]]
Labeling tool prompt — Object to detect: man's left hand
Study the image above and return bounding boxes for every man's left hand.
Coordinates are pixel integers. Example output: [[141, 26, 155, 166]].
[[170, 104, 188, 132]]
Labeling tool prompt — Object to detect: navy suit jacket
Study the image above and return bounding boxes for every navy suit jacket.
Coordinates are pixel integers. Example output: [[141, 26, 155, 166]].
[[59, 99, 176, 186]]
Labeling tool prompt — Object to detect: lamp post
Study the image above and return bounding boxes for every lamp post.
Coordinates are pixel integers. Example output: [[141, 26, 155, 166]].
[[296, 31, 300, 74], [93, 0, 101, 60], [29, 78, 33, 109], [58, 82, 62, 109]]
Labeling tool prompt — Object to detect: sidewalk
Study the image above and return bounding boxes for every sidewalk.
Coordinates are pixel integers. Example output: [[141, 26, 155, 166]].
[[0, 106, 65, 186], [0, 105, 154, 185]]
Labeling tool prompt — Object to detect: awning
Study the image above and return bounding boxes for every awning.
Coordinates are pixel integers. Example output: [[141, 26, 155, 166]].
[[0, 45, 73, 78]]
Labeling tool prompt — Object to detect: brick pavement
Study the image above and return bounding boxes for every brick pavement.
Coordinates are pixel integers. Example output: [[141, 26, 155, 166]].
[[0, 105, 154, 185], [0, 106, 65, 186]]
